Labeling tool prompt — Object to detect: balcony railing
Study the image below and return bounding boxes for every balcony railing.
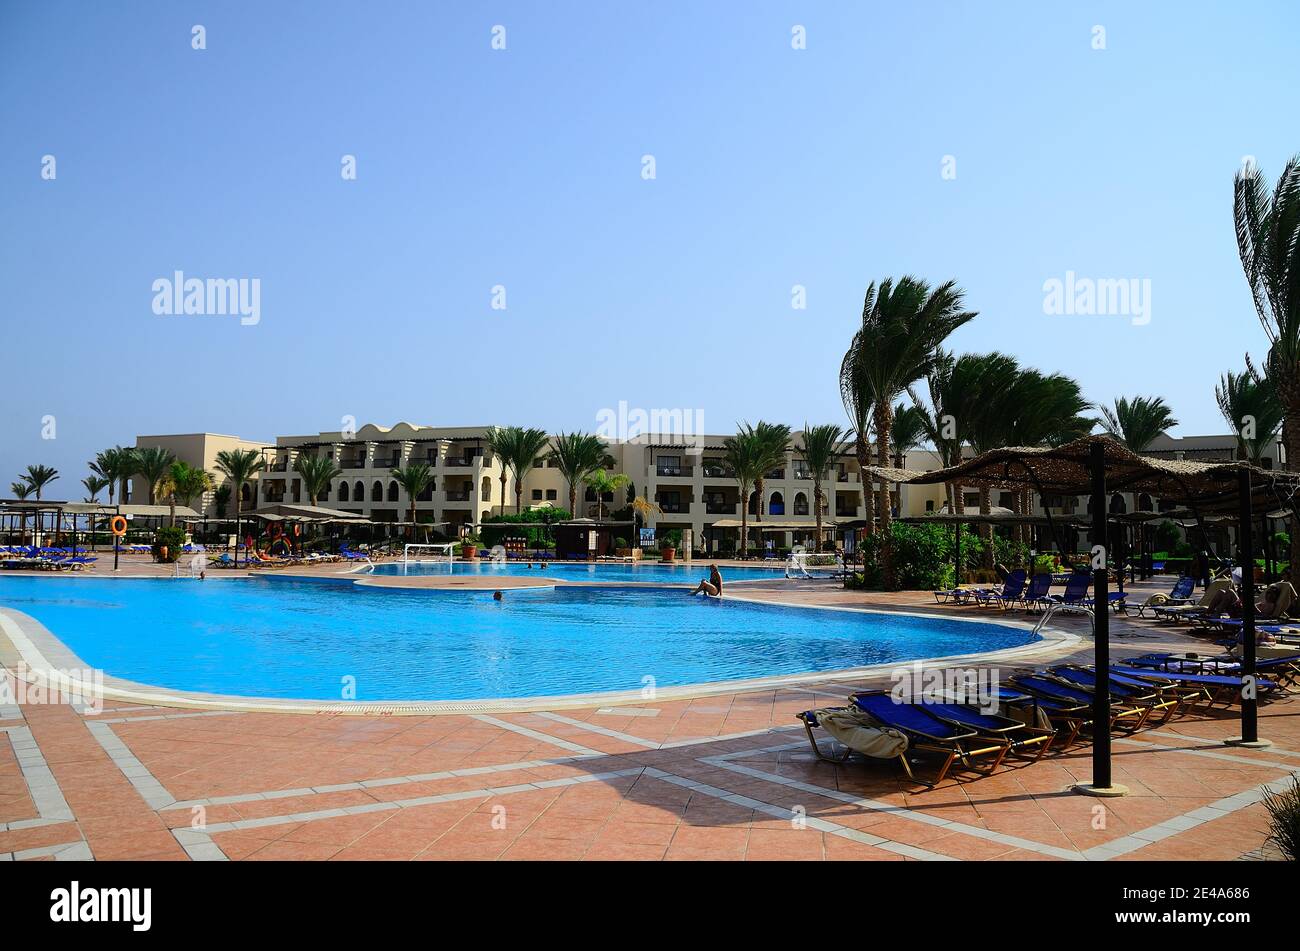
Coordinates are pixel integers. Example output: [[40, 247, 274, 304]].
[[444, 490, 472, 501], [705, 503, 737, 515], [655, 466, 693, 477], [792, 467, 813, 480], [701, 465, 735, 479], [766, 468, 785, 479], [341, 460, 366, 469], [656, 500, 687, 513]]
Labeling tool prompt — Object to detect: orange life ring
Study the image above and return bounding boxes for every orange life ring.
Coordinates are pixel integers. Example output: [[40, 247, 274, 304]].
[[293, 523, 301, 537], [110, 516, 128, 537]]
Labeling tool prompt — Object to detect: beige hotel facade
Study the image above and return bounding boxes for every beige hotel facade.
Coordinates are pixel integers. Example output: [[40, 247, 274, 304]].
[[130, 423, 1282, 549]]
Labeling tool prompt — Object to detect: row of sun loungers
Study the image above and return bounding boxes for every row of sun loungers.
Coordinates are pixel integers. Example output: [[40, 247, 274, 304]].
[[0, 546, 98, 570], [797, 655, 1298, 786], [933, 568, 1127, 614]]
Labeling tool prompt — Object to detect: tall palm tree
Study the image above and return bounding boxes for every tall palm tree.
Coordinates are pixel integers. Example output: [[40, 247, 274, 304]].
[[213, 484, 231, 519], [22, 464, 59, 500], [548, 431, 609, 518], [585, 468, 630, 520], [10, 482, 32, 542], [1236, 155, 1300, 579], [82, 476, 109, 502], [888, 402, 928, 515], [485, 426, 551, 515], [1216, 358, 1283, 464], [749, 421, 791, 525], [90, 446, 137, 509], [133, 447, 175, 504], [1099, 396, 1179, 453], [390, 463, 435, 538], [160, 461, 214, 527], [841, 277, 977, 586], [294, 453, 343, 507], [797, 423, 845, 552], [722, 427, 763, 557], [214, 448, 265, 568]]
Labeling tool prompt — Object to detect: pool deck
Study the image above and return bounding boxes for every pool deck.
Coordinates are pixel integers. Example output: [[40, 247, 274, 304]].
[[1, 561, 1297, 861]]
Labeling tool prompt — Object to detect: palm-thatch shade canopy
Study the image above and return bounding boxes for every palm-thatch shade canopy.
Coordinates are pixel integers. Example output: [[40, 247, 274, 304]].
[[866, 435, 1300, 516]]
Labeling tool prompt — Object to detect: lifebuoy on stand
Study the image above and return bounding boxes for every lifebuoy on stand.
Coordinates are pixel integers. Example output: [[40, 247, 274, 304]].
[[110, 516, 128, 537]]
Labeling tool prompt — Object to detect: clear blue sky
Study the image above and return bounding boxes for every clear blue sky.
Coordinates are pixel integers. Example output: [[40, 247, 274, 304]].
[[3, 1, 1298, 497]]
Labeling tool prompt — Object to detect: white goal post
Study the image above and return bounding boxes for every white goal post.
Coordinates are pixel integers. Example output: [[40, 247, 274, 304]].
[[403, 542, 457, 568], [785, 550, 845, 579]]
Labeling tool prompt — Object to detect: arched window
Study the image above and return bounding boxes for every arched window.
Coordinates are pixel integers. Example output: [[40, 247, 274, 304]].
[[354, 481, 364, 501], [481, 510, 492, 523], [1109, 493, 1127, 514], [769, 491, 785, 516], [1138, 493, 1153, 512], [240, 483, 252, 504], [794, 492, 809, 516], [338, 481, 350, 502], [371, 481, 383, 502], [387, 481, 399, 502], [481, 476, 492, 502], [748, 491, 759, 515]]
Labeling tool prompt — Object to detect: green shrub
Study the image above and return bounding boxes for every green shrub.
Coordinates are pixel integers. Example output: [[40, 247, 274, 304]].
[[1155, 519, 1182, 554], [858, 523, 975, 591], [152, 526, 187, 563], [1272, 532, 1291, 553], [1262, 775, 1300, 861]]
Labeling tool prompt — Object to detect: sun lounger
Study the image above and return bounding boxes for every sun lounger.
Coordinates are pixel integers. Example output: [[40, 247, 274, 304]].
[[848, 691, 1010, 786], [1110, 665, 1284, 707], [919, 702, 1055, 760], [1048, 665, 1184, 724]]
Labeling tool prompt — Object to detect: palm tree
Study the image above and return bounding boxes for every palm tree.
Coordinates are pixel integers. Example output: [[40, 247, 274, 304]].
[[548, 432, 609, 518], [391, 463, 435, 538], [82, 476, 109, 502], [1216, 358, 1284, 464], [586, 468, 630, 520], [10, 482, 32, 542], [214, 448, 265, 568], [888, 402, 928, 514], [722, 427, 763, 557], [508, 428, 551, 514], [213, 484, 231, 519], [162, 461, 214, 526], [1099, 396, 1179, 453], [133, 447, 175, 504], [797, 423, 846, 552], [1236, 155, 1300, 579], [294, 453, 343, 507], [840, 358, 875, 534], [842, 278, 978, 585], [22, 464, 59, 500], [749, 421, 792, 525], [90, 446, 137, 509], [485, 426, 550, 515]]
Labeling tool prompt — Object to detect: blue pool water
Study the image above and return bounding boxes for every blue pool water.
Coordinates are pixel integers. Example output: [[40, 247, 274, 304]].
[[368, 561, 786, 583], [0, 577, 1036, 702]]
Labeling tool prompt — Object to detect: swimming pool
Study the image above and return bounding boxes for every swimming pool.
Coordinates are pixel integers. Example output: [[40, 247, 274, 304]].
[[0, 577, 1039, 703], [367, 560, 785, 583]]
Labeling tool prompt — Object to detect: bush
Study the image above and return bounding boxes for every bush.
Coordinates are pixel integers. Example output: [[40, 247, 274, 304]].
[[1155, 519, 1182, 554], [1262, 775, 1300, 861], [1172, 540, 1193, 558], [152, 526, 187, 563], [1273, 532, 1291, 553], [858, 523, 972, 591]]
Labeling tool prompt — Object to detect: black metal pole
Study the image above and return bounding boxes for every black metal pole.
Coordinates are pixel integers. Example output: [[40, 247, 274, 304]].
[[1089, 442, 1113, 790], [954, 521, 961, 586], [1238, 469, 1260, 745]]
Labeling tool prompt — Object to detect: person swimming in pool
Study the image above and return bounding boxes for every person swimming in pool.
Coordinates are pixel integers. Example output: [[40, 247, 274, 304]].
[[690, 564, 723, 598], [492, 590, 503, 601]]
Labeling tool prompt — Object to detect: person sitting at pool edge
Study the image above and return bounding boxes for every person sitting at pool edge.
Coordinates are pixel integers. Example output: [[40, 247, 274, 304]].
[[690, 564, 723, 598]]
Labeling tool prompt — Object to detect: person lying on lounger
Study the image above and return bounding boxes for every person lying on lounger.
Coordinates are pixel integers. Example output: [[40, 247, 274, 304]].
[[690, 564, 723, 598]]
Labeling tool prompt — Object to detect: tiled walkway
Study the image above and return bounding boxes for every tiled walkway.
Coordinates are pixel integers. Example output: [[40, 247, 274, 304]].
[[2, 575, 1297, 861]]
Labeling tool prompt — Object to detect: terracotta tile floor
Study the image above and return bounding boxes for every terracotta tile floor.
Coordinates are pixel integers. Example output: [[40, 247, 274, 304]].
[[2, 576, 1298, 860]]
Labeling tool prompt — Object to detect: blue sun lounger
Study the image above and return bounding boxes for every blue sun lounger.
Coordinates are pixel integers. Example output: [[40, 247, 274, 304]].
[[849, 691, 1011, 786], [1111, 665, 1284, 706]]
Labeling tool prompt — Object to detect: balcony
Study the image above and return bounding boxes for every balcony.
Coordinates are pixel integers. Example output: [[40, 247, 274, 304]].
[[655, 465, 693, 478], [270, 460, 288, 472], [656, 499, 688, 514], [703, 502, 738, 516], [340, 459, 366, 469], [766, 468, 785, 480], [444, 490, 472, 502], [701, 464, 735, 479], [792, 467, 813, 480]]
